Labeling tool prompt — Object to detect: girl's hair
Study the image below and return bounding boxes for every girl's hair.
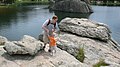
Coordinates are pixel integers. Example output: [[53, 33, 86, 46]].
[[52, 15, 58, 20]]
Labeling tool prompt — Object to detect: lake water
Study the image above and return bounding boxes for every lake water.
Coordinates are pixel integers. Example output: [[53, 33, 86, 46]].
[[89, 6, 120, 44], [0, 5, 120, 45]]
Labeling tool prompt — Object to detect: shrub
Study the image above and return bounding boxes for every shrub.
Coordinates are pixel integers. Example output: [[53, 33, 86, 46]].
[[93, 59, 109, 67], [76, 46, 85, 62]]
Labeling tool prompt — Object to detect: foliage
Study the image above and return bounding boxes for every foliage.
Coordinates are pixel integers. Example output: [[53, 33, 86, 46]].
[[76, 46, 85, 63], [93, 59, 109, 67], [91, 2, 120, 6], [91, 0, 120, 6], [0, 0, 49, 6]]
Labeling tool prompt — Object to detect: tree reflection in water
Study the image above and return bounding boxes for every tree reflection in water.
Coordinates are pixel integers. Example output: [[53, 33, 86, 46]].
[[54, 11, 92, 22]]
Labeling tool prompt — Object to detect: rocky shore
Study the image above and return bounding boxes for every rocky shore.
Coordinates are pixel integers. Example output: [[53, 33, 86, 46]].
[[0, 35, 87, 67], [0, 18, 120, 67]]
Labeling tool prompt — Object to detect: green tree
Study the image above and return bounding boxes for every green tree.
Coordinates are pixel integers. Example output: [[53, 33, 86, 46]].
[[103, 0, 107, 4], [1, 0, 14, 4]]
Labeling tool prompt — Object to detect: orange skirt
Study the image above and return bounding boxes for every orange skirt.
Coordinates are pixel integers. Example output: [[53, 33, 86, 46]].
[[48, 36, 56, 47]]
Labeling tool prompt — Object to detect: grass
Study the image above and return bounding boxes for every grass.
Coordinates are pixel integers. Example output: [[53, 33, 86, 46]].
[[19, 1, 48, 4], [93, 59, 110, 67], [14, 0, 49, 6], [76, 46, 85, 62], [0, 5, 16, 8]]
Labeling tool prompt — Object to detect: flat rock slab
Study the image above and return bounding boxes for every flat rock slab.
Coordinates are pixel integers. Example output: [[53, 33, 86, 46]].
[[59, 18, 111, 41]]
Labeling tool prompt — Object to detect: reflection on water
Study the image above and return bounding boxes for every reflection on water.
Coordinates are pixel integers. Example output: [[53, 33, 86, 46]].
[[54, 11, 92, 22], [0, 5, 54, 40], [0, 8, 17, 29], [0, 6, 33, 30]]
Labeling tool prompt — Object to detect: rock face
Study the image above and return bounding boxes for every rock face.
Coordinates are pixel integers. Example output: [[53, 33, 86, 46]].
[[52, 0, 93, 13], [38, 17, 120, 67], [56, 32, 120, 67], [3, 35, 44, 55], [56, 18, 120, 67], [59, 18, 111, 41], [0, 46, 89, 67], [0, 36, 7, 45]]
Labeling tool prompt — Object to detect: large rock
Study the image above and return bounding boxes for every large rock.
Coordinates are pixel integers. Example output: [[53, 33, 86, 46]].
[[52, 0, 93, 13], [0, 46, 89, 67], [56, 32, 120, 67], [37, 31, 120, 67], [38, 17, 120, 66], [3, 35, 44, 55], [0, 36, 7, 45], [0, 57, 20, 67], [59, 18, 111, 41]]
